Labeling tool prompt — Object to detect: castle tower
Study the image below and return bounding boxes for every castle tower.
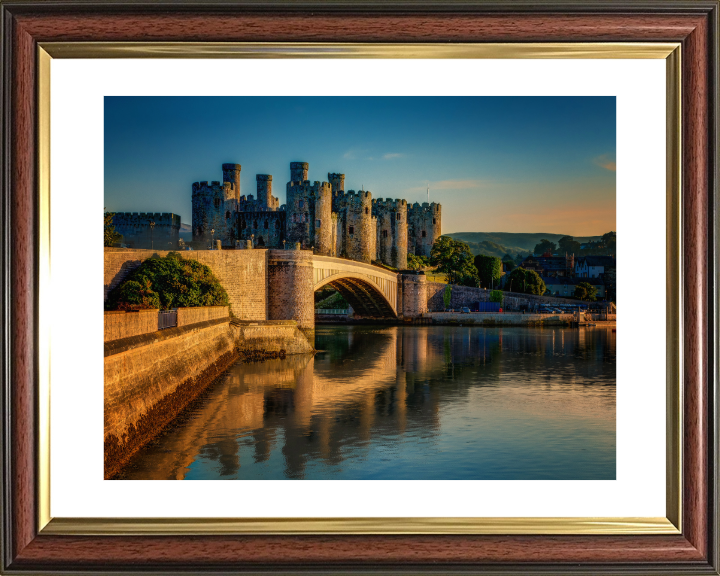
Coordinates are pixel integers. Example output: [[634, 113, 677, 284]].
[[328, 173, 345, 211], [314, 182, 333, 256], [222, 163, 241, 199], [290, 162, 309, 183], [373, 198, 408, 269], [342, 190, 374, 264], [408, 201, 442, 258], [256, 175, 272, 210]]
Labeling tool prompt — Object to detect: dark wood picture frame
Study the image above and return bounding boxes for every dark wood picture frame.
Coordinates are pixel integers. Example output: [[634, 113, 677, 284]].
[[1, 1, 718, 573]]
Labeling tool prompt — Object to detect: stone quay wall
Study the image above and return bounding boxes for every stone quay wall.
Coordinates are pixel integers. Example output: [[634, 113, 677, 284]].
[[427, 312, 576, 326], [104, 248, 268, 321], [104, 320, 235, 443], [104, 309, 159, 342], [426, 282, 587, 312], [232, 321, 314, 354]]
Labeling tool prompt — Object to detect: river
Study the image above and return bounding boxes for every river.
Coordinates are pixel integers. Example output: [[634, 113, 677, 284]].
[[121, 325, 616, 480]]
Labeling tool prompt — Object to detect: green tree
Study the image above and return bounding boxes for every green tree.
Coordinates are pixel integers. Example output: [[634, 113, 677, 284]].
[[489, 290, 504, 304], [473, 254, 502, 289], [407, 252, 429, 270], [430, 236, 479, 286], [557, 235, 582, 255], [574, 281, 598, 301], [533, 239, 557, 256], [104, 211, 121, 247], [505, 267, 546, 296], [106, 252, 230, 311]]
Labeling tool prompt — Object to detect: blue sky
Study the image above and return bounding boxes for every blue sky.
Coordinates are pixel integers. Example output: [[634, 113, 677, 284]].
[[105, 96, 616, 236]]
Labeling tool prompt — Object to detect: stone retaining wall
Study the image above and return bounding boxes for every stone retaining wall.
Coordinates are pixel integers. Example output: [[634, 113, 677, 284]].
[[104, 309, 159, 342], [426, 281, 587, 312], [177, 306, 229, 327], [104, 248, 267, 320]]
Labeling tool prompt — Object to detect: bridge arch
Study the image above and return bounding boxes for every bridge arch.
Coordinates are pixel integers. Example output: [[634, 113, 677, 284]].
[[315, 273, 397, 319], [312, 256, 398, 319]]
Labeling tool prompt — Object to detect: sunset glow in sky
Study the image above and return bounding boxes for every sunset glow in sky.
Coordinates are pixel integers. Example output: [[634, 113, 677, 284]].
[[105, 96, 616, 236]]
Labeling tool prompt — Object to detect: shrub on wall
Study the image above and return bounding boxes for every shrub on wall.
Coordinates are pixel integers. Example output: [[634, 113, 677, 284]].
[[106, 252, 230, 311], [443, 285, 452, 309]]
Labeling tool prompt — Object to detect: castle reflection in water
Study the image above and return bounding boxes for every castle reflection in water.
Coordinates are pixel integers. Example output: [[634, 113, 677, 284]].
[[123, 326, 616, 480]]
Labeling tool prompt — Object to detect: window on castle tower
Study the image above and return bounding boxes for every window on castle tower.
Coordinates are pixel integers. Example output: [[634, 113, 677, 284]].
[[214, 198, 220, 209], [264, 221, 269, 229], [422, 230, 427, 238], [365, 207, 369, 215], [382, 230, 388, 238], [275, 220, 280, 229], [253, 221, 258, 228], [316, 220, 321, 228], [225, 211, 230, 219], [433, 218, 436, 224], [299, 200, 304, 209], [349, 226, 355, 235], [396, 213, 400, 221]]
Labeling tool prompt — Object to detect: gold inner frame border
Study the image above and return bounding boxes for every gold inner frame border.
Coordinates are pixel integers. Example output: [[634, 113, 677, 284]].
[[36, 41, 682, 536]]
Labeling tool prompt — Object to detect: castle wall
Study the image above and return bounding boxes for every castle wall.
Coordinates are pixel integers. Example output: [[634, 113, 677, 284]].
[[314, 181, 333, 256], [112, 212, 180, 250], [238, 211, 285, 248]]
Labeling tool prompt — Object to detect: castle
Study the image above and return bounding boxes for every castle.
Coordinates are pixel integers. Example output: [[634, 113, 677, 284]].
[[190, 162, 442, 268]]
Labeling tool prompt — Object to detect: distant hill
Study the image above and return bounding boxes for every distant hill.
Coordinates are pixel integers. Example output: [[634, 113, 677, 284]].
[[446, 232, 602, 259], [179, 223, 193, 241]]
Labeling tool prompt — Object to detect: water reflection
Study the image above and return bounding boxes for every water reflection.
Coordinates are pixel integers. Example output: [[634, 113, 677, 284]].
[[122, 326, 616, 480]]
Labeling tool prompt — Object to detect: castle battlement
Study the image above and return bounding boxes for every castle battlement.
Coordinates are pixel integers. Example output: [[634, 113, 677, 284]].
[[188, 160, 441, 262]]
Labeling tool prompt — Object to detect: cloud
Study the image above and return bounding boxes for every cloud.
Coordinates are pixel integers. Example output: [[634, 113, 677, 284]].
[[382, 153, 404, 160], [594, 154, 616, 172], [343, 150, 357, 160]]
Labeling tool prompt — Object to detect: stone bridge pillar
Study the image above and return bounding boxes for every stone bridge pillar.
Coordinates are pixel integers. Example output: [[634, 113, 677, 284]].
[[400, 272, 427, 319], [268, 248, 315, 343]]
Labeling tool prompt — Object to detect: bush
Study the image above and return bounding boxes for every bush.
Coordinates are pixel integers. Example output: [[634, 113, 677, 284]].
[[489, 290, 504, 304], [443, 285, 452, 309], [106, 252, 230, 311]]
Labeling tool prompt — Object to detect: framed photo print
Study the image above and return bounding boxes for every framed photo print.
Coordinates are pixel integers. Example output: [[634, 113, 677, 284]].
[[1, 1, 717, 574]]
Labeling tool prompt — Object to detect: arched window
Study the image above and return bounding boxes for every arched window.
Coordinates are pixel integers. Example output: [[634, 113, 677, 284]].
[[225, 211, 230, 219], [382, 230, 388, 238], [365, 207, 369, 215], [396, 213, 401, 221]]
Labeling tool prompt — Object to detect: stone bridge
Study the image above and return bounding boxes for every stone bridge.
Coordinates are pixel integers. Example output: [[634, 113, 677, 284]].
[[104, 247, 429, 342]]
